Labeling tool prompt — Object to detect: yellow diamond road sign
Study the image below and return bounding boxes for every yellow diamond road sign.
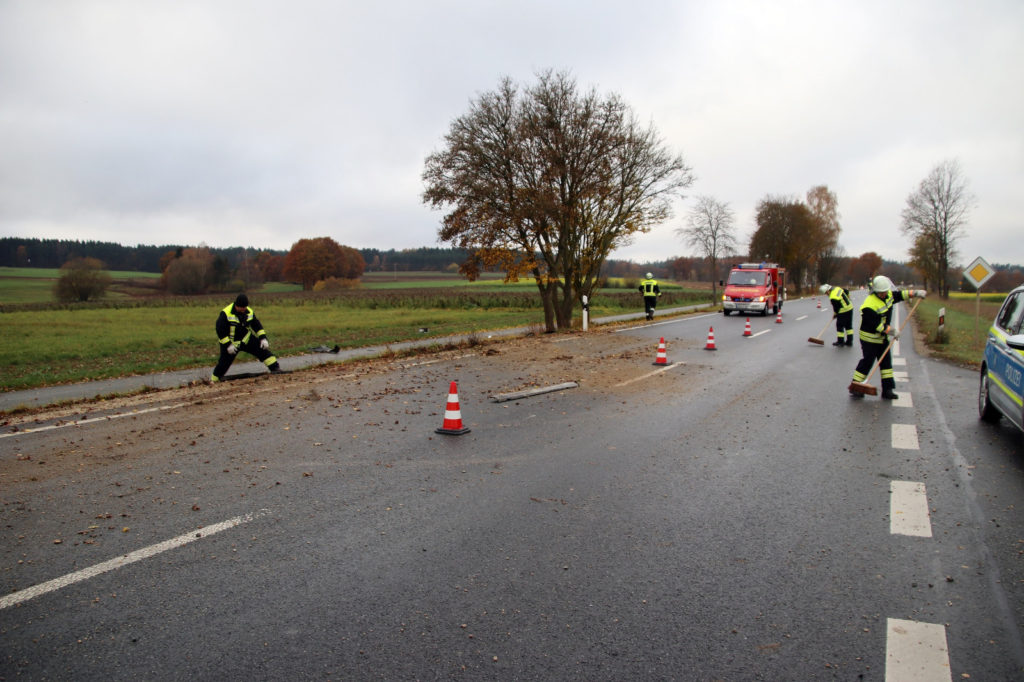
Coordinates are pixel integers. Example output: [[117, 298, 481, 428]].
[[963, 256, 995, 289]]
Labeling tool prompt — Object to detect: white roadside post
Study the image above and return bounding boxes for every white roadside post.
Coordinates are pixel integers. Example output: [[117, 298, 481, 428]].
[[582, 295, 589, 332]]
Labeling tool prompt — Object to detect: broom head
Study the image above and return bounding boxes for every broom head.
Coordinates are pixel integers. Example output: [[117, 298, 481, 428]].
[[848, 381, 877, 396], [808, 337, 825, 345]]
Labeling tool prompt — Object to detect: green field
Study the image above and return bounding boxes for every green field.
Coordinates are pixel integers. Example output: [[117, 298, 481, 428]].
[[0, 269, 714, 392], [915, 294, 1006, 367]]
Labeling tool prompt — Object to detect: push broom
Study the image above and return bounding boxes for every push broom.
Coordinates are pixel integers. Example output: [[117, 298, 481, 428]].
[[808, 314, 837, 345], [848, 298, 921, 396]]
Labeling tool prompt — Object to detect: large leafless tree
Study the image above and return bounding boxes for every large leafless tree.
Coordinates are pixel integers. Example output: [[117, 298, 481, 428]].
[[749, 187, 842, 293], [676, 195, 737, 298], [422, 71, 694, 331], [900, 159, 973, 298]]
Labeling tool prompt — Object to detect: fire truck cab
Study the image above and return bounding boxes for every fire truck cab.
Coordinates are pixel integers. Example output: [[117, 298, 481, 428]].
[[721, 263, 786, 316]]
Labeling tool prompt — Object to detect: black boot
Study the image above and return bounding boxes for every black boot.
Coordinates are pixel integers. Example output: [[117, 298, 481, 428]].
[[881, 389, 898, 400], [832, 340, 844, 346], [845, 338, 854, 346]]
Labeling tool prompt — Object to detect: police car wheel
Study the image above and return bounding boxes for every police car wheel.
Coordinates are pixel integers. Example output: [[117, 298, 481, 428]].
[[979, 368, 1002, 423]]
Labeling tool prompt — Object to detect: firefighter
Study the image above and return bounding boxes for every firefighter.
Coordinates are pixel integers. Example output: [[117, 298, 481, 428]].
[[850, 276, 925, 400], [639, 272, 661, 321], [210, 294, 281, 382], [820, 283, 854, 346]]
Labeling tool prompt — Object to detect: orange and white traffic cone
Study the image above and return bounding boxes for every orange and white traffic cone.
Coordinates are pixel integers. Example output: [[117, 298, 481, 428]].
[[435, 381, 470, 435], [653, 337, 670, 365], [704, 326, 717, 351], [743, 318, 752, 337], [775, 310, 783, 324], [816, 299, 822, 309]]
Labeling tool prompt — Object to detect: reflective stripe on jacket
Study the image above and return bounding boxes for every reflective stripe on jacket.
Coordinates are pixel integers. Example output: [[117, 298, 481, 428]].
[[858, 290, 906, 343], [217, 302, 266, 347], [829, 287, 853, 314], [640, 279, 660, 296]]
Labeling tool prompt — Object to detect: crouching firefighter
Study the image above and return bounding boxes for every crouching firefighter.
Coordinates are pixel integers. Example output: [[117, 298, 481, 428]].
[[210, 294, 281, 382]]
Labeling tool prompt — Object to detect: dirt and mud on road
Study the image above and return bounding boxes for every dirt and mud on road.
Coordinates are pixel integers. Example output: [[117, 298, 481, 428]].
[[0, 322, 711, 492]]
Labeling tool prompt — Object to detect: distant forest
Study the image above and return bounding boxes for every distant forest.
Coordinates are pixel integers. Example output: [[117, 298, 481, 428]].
[[0, 237, 485, 274], [2, 237, 1021, 291], [0, 237, 668, 277]]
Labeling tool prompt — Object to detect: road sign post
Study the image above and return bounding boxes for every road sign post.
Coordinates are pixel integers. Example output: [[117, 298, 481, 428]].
[[963, 257, 996, 342]]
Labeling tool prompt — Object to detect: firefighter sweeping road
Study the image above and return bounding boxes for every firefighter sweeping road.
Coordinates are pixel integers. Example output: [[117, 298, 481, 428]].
[[2, 293, 1023, 680]]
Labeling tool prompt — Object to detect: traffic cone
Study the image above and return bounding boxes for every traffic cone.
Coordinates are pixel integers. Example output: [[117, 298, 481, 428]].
[[435, 381, 470, 435], [816, 299, 822, 309], [743, 318, 752, 337], [775, 310, 783, 324], [653, 337, 670, 365], [704, 326, 717, 350]]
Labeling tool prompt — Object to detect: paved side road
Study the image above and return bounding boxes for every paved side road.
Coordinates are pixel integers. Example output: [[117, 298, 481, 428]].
[[0, 305, 709, 412]]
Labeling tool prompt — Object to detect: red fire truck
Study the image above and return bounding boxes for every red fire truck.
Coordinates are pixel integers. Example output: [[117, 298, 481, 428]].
[[721, 262, 786, 316]]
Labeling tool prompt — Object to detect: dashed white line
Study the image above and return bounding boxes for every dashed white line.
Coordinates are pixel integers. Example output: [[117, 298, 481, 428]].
[[613, 363, 684, 387], [886, 618, 952, 681], [891, 424, 920, 450], [747, 329, 771, 338], [892, 391, 913, 408], [0, 509, 269, 610], [890, 481, 933, 537]]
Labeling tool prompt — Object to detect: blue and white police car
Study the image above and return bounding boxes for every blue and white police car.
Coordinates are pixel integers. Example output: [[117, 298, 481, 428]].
[[979, 284, 1024, 433]]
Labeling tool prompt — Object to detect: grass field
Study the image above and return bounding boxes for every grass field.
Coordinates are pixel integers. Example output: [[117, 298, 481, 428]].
[[1, 265, 1012, 391], [914, 293, 1006, 367], [0, 270, 714, 391]]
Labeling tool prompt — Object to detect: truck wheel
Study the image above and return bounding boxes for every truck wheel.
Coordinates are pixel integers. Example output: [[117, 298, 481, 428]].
[[723, 309, 730, 316]]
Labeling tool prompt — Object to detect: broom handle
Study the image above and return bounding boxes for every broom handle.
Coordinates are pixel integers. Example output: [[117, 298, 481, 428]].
[[861, 297, 922, 383], [815, 314, 836, 339]]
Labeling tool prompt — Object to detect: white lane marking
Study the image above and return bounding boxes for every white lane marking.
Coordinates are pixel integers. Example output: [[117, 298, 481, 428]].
[[890, 481, 933, 537], [892, 357, 907, 366], [796, 315, 808, 321], [891, 424, 920, 450], [613, 312, 718, 333], [1, 403, 191, 440], [748, 329, 771, 338], [614, 363, 684, 387], [894, 371, 910, 383], [886, 618, 952, 681], [893, 391, 913, 408], [0, 510, 269, 610]]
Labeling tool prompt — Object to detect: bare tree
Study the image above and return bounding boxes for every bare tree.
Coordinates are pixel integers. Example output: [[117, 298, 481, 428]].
[[806, 185, 843, 284], [676, 195, 737, 298], [423, 70, 694, 331], [900, 159, 973, 298]]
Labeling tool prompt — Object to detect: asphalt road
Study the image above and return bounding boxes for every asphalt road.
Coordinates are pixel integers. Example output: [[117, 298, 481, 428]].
[[2, 295, 1023, 680]]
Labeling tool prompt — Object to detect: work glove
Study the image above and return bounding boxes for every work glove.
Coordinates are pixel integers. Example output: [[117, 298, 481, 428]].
[[885, 326, 900, 341], [226, 343, 237, 355], [914, 289, 927, 298], [260, 338, 269, 350]]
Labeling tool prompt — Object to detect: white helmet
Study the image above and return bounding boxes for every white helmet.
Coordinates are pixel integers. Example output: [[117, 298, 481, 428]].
[[870, 275, 893, 293], [819, 284, 831, 295], [646, 272, 653, 279]]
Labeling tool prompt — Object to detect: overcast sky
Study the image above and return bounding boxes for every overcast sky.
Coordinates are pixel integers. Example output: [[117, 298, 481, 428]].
[[1, 0, 1020, 268]]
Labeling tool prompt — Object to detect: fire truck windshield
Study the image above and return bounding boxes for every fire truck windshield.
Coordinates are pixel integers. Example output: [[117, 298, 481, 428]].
[[728, 271, 768, 286]]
